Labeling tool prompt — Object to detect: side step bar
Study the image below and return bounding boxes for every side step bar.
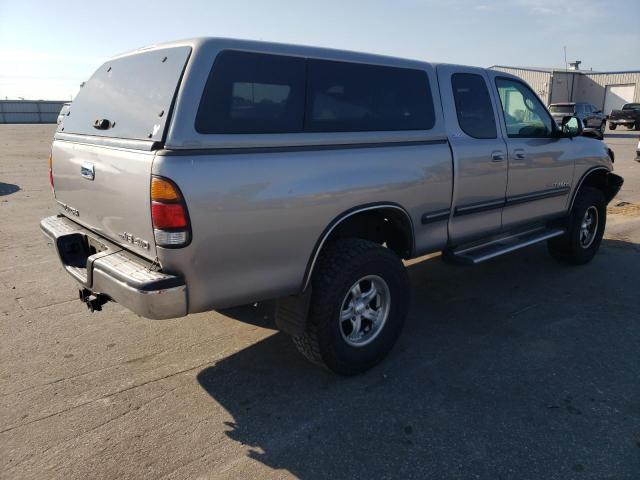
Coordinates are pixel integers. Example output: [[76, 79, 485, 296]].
[[445, 227, 566, 265]]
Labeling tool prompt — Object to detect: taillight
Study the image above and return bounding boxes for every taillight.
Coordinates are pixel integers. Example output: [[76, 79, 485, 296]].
[[48, 153, 54, 192], [151, 203, 187, 229], [151, 176, 190, 247]]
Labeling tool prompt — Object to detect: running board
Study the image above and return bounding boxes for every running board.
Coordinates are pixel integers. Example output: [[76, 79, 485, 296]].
[[446, 228, 566, 265]]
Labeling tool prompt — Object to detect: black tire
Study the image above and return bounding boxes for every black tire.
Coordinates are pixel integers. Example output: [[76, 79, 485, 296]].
[[293, 238, 409, 375], [609, 123, 617, 130], [547, 187, 606, 265], [635, 122, 640, 131], [599, 121, 606, 135]]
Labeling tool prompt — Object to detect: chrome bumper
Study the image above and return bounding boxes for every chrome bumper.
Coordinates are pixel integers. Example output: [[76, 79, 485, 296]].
[[611, 119, 634, 124], [40, 215, 187, 319]]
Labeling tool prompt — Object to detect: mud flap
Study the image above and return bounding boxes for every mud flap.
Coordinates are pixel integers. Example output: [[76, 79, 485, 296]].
[[275, 288, 312, 337], [604, 173, 624, 204]]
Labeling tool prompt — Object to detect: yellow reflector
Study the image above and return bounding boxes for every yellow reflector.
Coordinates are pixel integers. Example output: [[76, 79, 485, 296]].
[[151, 177, 180, 202]]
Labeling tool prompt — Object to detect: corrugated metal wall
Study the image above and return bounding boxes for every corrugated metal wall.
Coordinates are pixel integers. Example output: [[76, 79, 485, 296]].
[[0, 101, 66, 124], [491, 67, 553, 104], [577, 72, 640, 110], [491, 66, 640, 110]]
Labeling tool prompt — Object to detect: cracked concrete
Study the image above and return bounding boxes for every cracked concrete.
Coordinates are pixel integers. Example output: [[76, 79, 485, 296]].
[[1, 124, 639, 479]]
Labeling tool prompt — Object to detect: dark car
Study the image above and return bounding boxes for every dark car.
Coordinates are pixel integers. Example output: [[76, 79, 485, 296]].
[[549, 102, 606, 137], [609, 103, 640, 130]]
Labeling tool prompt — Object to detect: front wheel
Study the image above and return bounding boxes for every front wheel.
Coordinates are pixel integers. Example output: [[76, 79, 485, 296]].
[[547, 187, 606, 265], [599, 121, 606, 135], [293, 238, 409, 375], [635, 122, 640, 131], [609, 123, 617, 130]]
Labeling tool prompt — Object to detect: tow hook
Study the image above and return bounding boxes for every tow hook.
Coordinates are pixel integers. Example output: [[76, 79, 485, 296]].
[[79, 288, 110, 312]]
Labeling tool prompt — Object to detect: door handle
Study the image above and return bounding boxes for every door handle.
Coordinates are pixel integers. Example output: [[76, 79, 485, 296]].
[[80, 162, 95, 180], [513, 149, 526, 160], [491, 151, 505, 162]]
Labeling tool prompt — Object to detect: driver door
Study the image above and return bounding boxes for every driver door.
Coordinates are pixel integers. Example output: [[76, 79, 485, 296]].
[[490, 74, 575, 229]]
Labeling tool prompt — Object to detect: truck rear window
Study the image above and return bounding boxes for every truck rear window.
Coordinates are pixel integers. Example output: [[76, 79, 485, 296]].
[[196, 51, 435, 134], [549, 105, 574, 114], [60, 46, 191, 142]]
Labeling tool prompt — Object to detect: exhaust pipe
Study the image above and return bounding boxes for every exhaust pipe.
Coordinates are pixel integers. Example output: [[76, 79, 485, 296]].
[[79, 288, 110, 312]]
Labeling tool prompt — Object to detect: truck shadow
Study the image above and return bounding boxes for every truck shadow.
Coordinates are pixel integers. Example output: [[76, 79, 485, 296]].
[[604, 131, 639, 139], [198, 239, 640, 478], [0, 182, 20, 196]]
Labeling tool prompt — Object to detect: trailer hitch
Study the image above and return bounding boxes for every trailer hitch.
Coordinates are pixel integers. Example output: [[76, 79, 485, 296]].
[[79, 288, 110, 312]]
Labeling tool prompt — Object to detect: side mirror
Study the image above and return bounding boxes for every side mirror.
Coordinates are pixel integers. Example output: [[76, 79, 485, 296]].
[[562, 116, 583, 137]]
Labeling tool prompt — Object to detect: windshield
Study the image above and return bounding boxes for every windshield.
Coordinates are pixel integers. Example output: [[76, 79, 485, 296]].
[[549, 105, 574, 114], [622, 103, 640, 110], [60, 46, 191, 141]]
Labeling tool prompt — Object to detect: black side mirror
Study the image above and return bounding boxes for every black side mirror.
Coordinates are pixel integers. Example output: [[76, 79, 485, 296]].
[[562, 116, 583, 137]]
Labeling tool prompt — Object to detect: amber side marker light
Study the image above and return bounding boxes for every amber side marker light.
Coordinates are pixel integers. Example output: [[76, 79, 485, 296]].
[[48, 153, 54, 191], [150, 176, 190, 247]]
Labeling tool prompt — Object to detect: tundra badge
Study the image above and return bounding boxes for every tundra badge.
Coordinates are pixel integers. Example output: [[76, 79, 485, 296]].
[[118, 232, 150, 250]]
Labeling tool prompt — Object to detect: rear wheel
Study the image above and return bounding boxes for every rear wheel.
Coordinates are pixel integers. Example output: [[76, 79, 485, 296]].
[[547, 187, 606, 265], [599, 121, 606, 135], [293, 238, 409, 375], [609, 123, 617, 130], [635, 122, 640, 131]]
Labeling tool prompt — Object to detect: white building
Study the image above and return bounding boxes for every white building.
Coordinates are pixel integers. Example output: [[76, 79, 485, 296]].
[[490, 65, 640, 114]]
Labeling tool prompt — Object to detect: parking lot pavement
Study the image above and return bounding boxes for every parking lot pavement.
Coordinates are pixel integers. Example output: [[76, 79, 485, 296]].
[[1, 124, 639, 480], [603, 126, 640, 204]]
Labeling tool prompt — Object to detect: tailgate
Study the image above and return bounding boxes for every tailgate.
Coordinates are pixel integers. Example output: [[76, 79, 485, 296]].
[[52, 140, 157, 259], [50, 44, 193, 260], [610, 110, 633, 120]]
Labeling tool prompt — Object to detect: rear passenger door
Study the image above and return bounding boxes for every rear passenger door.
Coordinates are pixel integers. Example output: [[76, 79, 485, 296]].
[[584, 104, 603, 128], [436, 65, 508, 244]]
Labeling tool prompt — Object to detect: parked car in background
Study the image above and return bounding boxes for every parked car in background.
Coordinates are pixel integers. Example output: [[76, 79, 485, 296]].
[[56, 102, 71, 125], [549, 102, 606, 138], [608, 103, 640, 130], [41, 38, 623, 374]]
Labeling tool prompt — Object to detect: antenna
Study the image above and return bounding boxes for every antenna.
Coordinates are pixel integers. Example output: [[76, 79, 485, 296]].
[[563, 46, 570, 101]]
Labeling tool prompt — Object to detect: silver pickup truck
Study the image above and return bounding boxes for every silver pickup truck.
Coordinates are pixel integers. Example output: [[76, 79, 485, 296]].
[[41, 38, 623, 374]]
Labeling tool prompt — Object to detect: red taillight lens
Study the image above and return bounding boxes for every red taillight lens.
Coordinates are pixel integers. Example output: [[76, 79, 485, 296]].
[[151, 202, 187, 229]]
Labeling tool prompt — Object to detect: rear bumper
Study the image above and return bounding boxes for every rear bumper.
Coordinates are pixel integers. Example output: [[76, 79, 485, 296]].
[[609, 118, 635, 125], [40, 215, 187, 319]]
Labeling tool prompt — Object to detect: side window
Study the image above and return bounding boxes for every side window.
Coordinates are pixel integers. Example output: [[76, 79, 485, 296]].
[[196, 51, 305, 134], [305, 59, 435, 132], [451, 73, 497, 139], [495, 78, 553, 138]]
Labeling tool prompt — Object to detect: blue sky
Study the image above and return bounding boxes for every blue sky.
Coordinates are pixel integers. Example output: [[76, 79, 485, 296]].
[[1, 0, 639, 100]]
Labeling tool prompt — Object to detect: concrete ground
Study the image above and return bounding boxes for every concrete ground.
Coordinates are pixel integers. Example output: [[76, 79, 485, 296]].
[[1, 124, 639, 480]]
